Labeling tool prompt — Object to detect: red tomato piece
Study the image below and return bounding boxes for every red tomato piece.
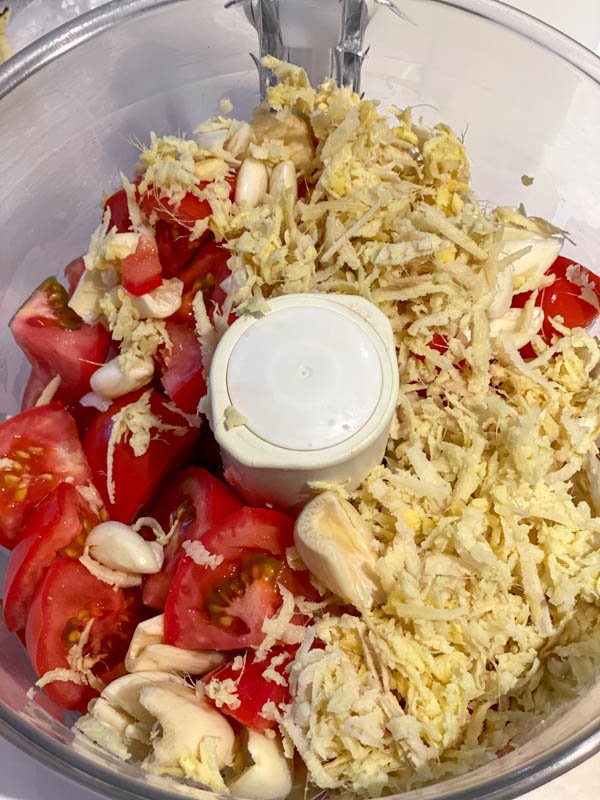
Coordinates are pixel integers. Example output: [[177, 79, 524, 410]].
[[83, 389, 200, 524], [204, 646, 297, 732], [171, 240, 231, 327], [64, 257, 86, 298], [3, 482, 100, 632], [160, 322, 207, 414], [513, 256, 600, 348], [0, 404, 92, 550], [121, 234, 163, 296], [10, 277, 111, 404], [21, 371, 47, 411], [139, 186, 212, 232], [25, 558, 135, 711], [155, 220, 201, 278], [142, 467, 243, 610], [103, 187, 132, 233], [164, 507, 311, 651], [139, 176, 236, 231]]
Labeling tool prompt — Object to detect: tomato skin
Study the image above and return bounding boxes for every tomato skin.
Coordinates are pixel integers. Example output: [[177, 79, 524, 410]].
[[513, 256, 600, 348], [139, 187, 212, 232], [160, 323, 207, 415], [10, 277, 111, 404], [0, 404, 92, 550], [83, 389, 200, 524], [64, 257, 86, 298], [3, 483, 99, 632], [121, 234, 163, 296], [164, 507, 311, 651], [155, 220, 201, 277], [103, 188, 132, 233], [204, 646, 297, 732], [171, 240, 231, 327], [25, 558, 126, 711], [142, 467, 243, 610], [139, 178, 235, 233]]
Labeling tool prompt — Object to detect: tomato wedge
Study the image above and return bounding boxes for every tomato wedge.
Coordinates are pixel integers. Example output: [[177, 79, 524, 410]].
[[3, 482, 100, 632], [155, 220, 201, 278], [142, 467, 243, 610], [139, 186, 212, 232], [121, 233, 163, 296], [204, 646, 297, 732], [25, 558, 137, 711], [0, 404, 92, 550], [170, 240, 231, 327], [10, 277, 111, 404], [103, 187, 132, 234], [83, 389, 200, 523], [64, 257, 86, 298], [160, 322, 207, 414], [164, 507, 312, 651], [513, 256, 600, 348]]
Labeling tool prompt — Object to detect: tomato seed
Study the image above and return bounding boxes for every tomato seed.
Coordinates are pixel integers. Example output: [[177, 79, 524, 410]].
[[13, 450, 30, 460], [3, 474, 19, 486], [14, 486, 28, 502]]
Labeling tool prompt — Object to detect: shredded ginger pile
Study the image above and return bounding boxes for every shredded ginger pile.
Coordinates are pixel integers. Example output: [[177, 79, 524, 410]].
[[135, 59, 600, 796]]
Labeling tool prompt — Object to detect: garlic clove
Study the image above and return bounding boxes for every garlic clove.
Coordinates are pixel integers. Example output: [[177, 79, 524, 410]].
[[87, 521, 164, 574], [235, 158, 268, 208], [294, 491, 384, 609], [228, 730, 293, 800]]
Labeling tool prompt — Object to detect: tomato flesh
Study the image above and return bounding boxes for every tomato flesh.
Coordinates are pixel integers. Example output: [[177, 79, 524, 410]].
[[64, 257, 86, 298], [139, 177, 235, 233], [83, 389, 200, 523], [10, 277, 111, 404], [3, 482, 100, 632], [104, 187, 132, 233], [204, 646, 297, 732], [513, 256, 600, 348], [160, 322, 207, 414], [121, 234, 163, 296], [142, 467, 243, 610], [0, 404, 92, 549], [155, 220, 201, 277], [25, 558, 129, 711], [164, 507, 311, 651]]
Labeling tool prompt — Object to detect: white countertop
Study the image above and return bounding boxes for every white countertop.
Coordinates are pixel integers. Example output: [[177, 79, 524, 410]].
[[1, 1, 599, 799]]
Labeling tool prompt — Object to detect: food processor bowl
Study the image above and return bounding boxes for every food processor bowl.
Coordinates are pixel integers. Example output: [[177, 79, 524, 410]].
[[0, 1, 599, 798]]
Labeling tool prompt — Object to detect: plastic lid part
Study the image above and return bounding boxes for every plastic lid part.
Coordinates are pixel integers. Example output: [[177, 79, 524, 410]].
[[209, 293, 399, 509], [226, 305, 383, 451]]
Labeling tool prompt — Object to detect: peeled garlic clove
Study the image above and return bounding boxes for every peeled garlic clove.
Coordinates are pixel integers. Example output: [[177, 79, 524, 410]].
[[68, 266, 120, 324], [235, 158, 268, 208], [125, 615, 226, 675], [294, 491, 384, 609], [489, 307, 544, 349], [100, 671, 185, 729], [87, 521, 164, 574], [127, 277, 183, 318], [228, 730, 293, 800], [269, 160, 297, 203], [86, 697, 133, 736], [501, 235, 562, 287], [139, 683, 235, 769], [226, 122, 252, 159], [90, 355, 154, 400]]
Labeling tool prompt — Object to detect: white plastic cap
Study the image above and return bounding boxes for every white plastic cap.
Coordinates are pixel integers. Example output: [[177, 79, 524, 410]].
[[209, 294, 398, 509]]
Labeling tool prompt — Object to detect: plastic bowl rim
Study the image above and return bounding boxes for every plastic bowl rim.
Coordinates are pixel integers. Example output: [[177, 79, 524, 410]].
[[0, 0, 599, 798]]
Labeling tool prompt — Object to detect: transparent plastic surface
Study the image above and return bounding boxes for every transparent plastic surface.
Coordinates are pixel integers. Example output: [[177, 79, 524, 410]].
[[0, 1, 599, 798]]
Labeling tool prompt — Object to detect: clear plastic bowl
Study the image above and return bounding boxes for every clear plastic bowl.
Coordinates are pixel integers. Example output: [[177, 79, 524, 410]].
[[0, 1, 599, 798]]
